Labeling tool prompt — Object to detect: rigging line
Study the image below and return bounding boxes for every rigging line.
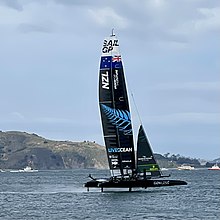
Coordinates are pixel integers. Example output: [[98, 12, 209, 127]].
[[129, 86, 143, 126], [123, 63, 142, 127]]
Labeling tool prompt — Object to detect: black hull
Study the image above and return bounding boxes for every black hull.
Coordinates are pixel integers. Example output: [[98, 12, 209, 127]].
[[85, 178, 187, 191]]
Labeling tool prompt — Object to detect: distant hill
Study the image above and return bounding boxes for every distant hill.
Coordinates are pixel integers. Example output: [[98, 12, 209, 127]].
[[0, 131, 212, 170], [211, 158, 220, 163], [0, 131, 108, 170]]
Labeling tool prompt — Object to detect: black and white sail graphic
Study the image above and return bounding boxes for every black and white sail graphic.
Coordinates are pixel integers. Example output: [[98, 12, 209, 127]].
[[137, 125, 162, 177], [99, 33, 135, 177]]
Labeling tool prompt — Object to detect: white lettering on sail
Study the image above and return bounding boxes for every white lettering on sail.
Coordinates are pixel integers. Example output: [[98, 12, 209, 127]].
[[101, 71, 109, 89], [108, 147, 133, 153], [138, 156, 152, 161], [113, 70, 119, 89], [122, 160, 132, 163]]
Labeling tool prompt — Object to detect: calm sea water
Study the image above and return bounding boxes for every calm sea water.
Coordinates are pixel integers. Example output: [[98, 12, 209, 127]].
[[0, 169, 219, 219]]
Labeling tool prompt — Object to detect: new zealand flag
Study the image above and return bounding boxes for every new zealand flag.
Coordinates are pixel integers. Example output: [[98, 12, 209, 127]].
[[112, 55, 122, 69], [100, 56, 122, 69]]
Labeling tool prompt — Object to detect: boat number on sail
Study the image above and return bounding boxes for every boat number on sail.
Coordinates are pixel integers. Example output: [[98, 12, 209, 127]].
[[108, 147, 133, 153], [101, 71, 109, 89], [102, 39, 119, 53]]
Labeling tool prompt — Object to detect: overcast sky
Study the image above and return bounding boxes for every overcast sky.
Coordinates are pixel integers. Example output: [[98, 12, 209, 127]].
[[0, 0, 219, 160]]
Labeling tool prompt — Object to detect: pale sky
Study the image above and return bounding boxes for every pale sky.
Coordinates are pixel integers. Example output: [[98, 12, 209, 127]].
[[0, 0, 219, 160]]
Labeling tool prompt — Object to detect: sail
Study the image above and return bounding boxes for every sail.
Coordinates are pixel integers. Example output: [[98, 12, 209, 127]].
[[137, 125, 162, 177], [99, 32, 135, 177]]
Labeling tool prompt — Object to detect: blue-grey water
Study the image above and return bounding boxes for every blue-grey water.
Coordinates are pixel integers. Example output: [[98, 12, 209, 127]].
[[0, 169, 219, 219]]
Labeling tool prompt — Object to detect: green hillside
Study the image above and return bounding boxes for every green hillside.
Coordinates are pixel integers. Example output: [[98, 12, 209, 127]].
[[0, 131, 108, 170]]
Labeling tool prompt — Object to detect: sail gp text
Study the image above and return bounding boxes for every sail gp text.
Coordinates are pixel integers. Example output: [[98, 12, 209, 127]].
[[108, 148, 133, 153], [102, 39, 119, 53]]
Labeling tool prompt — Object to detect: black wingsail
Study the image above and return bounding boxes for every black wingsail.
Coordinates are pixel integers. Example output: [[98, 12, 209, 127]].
[[99, 32, 135, 177], [137, 125, 162, 178]]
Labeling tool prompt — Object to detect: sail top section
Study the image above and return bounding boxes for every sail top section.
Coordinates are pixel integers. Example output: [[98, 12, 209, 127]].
[[100, 32, 122, 70], [101, 33, 120, 57]]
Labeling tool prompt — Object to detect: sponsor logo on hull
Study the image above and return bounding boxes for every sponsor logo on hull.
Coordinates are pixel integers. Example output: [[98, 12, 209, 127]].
[[153, 180, 170, 186]]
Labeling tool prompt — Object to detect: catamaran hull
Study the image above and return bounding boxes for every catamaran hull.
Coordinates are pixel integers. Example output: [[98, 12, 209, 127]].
[[85, 179, 187, 191]]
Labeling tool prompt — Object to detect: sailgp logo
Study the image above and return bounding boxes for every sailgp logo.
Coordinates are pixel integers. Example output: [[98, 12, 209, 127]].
[[101, 71, 109, 89], [108, 148, 133, 153], [102, 39, 119, 53]]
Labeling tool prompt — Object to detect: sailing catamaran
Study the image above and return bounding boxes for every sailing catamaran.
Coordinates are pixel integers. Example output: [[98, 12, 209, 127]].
[[85, 30, 187, 191]]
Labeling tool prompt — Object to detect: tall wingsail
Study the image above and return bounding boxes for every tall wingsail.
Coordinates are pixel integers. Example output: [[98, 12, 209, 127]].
[[99, 32, 135, 177], [137, 125, 162, 178]]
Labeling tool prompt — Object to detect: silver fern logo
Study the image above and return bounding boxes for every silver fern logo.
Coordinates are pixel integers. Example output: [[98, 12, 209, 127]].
[[101, 104, 132, 134]]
